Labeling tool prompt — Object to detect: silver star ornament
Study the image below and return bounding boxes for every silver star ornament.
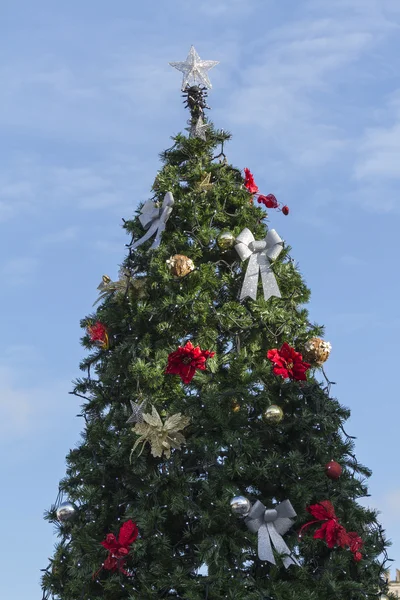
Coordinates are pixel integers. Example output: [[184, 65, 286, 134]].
[[126, 400, 145, 425], [169, 46, 219, 90], [190, 115, 208, 140]]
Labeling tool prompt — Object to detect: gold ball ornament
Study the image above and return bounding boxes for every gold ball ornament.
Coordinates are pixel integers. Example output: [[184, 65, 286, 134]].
[[263, 405, 284, 424], [302, 337, 332, 366], [217, 231, 236, 251], [166, 255, 195, 278], [231, 399, 241, 413]]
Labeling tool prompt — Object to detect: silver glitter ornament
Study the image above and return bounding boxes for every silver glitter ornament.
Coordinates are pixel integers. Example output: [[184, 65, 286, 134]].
[[56, 501, 77, 522], [126, 400, 145, 425], [190, 115, 208, 140], [169, 46, 219, 90], [230, 495, 251, 517]]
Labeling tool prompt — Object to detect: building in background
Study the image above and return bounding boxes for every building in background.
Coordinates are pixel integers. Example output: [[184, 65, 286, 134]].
[[388, 570, 400, 597]]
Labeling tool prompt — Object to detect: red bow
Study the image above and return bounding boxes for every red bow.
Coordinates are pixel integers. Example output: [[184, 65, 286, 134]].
[[96, 520, 138, 577], [299, 501, 363, 561]]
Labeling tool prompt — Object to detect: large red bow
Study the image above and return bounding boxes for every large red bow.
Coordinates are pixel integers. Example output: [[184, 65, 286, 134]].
[[96, 520, 138, 577], [299, 501, 363, 561]]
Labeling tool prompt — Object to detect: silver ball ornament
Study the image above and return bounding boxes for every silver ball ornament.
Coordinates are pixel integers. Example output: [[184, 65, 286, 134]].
[[56, 501, 77, 522], [230, 495, 251, 517], [217, 231, 236, 251]]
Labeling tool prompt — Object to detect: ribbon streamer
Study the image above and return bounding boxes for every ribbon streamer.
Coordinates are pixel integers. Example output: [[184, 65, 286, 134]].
[[245, 499, 299, 568], [129, 192, 174, 251], [235, 228, 283, 301]]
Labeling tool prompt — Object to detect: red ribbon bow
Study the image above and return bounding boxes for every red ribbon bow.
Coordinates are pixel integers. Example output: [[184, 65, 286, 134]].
[[299, 501, 363, 561], [95, 520, 139, 577]]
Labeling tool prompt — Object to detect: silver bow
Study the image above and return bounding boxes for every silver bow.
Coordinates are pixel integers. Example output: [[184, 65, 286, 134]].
[[235, 228, 283, 301], [130, 192, 174, 250], [245, 500, 299, 568]]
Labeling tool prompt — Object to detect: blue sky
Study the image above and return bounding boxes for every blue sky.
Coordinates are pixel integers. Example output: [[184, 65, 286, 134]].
[[1, 0, 400, 597]]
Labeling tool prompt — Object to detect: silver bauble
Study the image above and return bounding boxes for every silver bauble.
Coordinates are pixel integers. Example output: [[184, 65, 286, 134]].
[[230, 495, 251, 517], [56, 501, 77, 522]]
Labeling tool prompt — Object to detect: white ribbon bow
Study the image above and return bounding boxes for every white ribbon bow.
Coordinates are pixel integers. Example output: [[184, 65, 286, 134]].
[[235, 227, 283, 301], [245, 499, 299, 568], [129, 192, 174, 251]]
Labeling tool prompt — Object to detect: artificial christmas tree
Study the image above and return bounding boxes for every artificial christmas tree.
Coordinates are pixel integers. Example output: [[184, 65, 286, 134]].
[[41, 46, 393, 600]]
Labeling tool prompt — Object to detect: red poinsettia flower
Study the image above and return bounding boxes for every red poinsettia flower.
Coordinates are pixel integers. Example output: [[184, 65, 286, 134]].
[[166, 341, 215, 384], [258, 193, 279, 209], [347, 531, 363, 561], [267, 342, 310, 381], [101, 520, 139, 575], [87, 321, 109, 349], [243, 168, 259, 195], [299, 501, 363, 562], [299, 501, 349, 549]]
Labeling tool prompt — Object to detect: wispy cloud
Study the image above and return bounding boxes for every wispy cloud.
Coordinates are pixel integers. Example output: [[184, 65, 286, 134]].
[[36, 226, 79, 246], [1, 256, 39, 285], [0, 155, 146, 222], [354, 91, 400, 181], [340, 254, 366, 266], [221, 0, 396, 175], [0, 364, 71, 440]]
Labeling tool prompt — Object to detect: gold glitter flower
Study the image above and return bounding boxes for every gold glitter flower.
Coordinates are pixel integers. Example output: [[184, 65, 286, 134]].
[[131, 406, 190, 459]]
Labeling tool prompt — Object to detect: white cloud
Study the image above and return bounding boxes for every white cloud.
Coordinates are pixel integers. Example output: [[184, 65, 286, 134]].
[[1, 256, 39, 285], [37, 226, 79, 245], [177, 0, 259, 16], [0, 367, 32, 434], [0, 365, 71, 440], [0, 154, 147, 222], [221, 2, 395, 171], [340, 254, 366, 266], [354, 92, 400, 181]]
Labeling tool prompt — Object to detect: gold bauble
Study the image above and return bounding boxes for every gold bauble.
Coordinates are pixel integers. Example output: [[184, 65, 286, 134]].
[[231, 400, 241, 413], [263, 405, 284, 424], [302, 337, 332, 366], [217, 231, 236, 251], [166, 254, 195, 278]]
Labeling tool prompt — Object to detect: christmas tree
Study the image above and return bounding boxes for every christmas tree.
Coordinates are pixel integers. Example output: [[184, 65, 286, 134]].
[[41, 46, 393, 600]]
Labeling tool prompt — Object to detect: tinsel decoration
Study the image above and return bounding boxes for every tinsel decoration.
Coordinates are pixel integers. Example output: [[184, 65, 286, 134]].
[[131, 406, 190, 459]]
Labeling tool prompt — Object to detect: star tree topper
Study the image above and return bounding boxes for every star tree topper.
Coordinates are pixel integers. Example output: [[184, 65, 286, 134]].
[[169, 46, 219, 90]]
